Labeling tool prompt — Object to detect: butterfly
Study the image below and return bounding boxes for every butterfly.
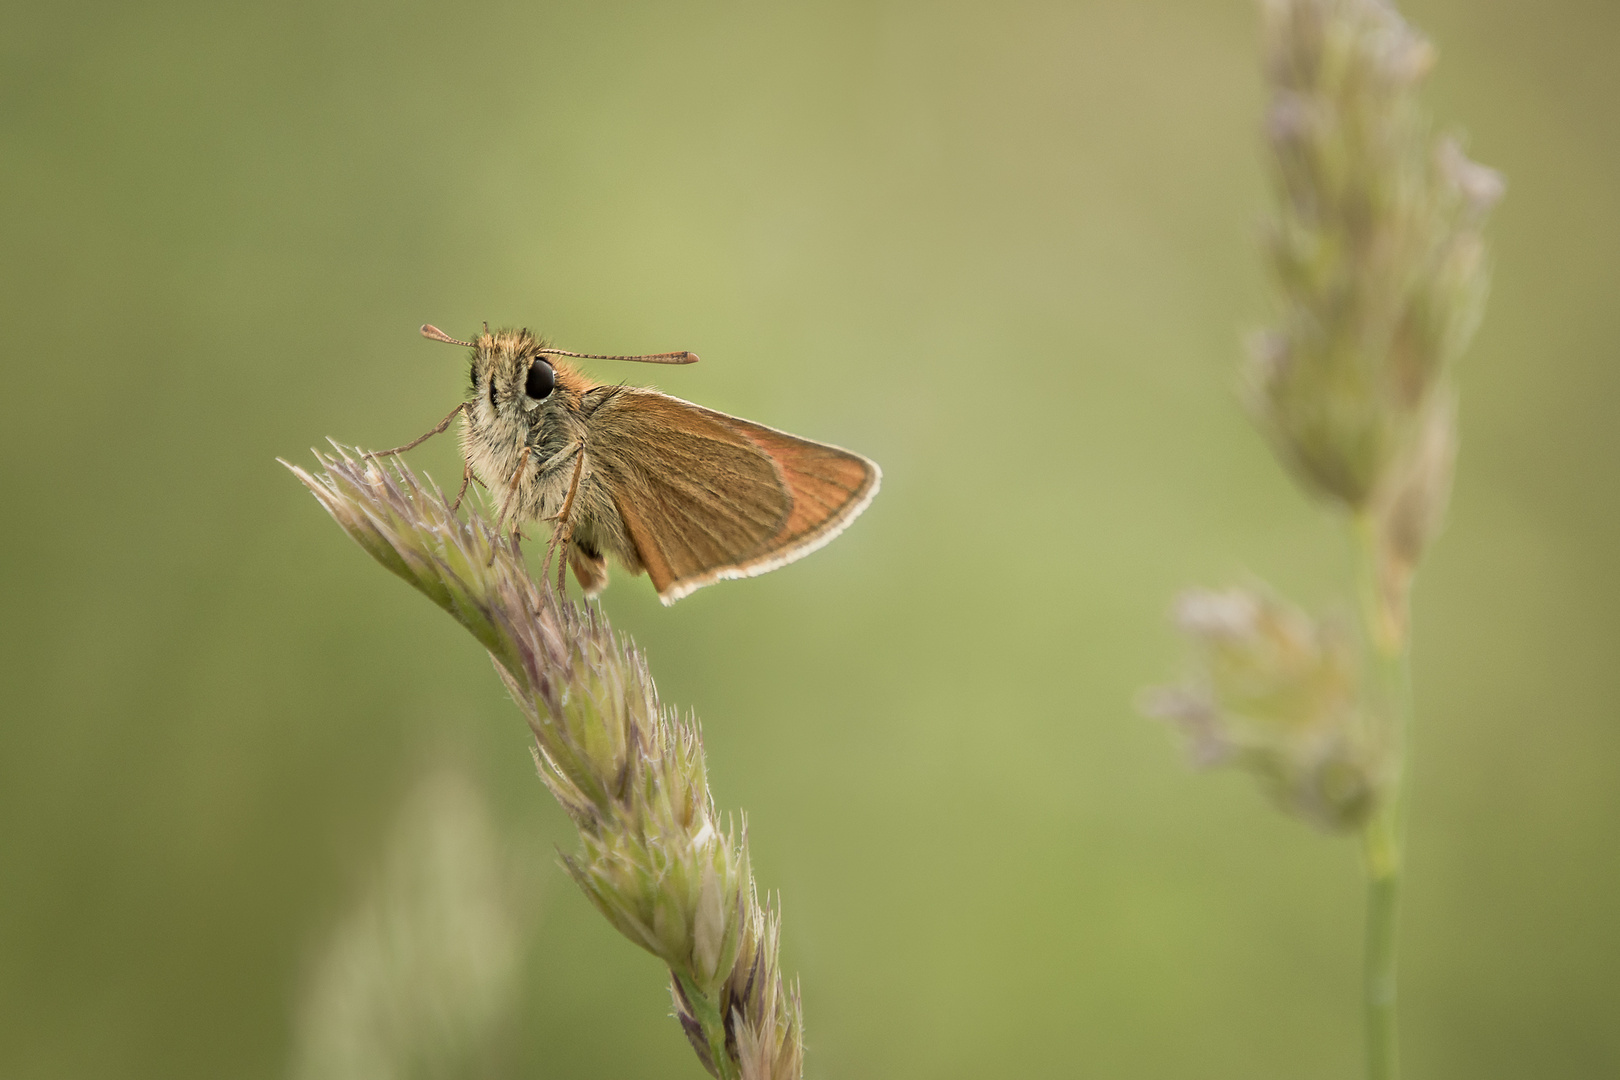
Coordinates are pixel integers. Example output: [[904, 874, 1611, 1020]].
[[375, 324, 880, 604]]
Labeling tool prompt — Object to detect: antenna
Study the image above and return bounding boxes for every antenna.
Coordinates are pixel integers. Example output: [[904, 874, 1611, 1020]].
[[421, 324, 475, 347], [421, 323, 699, 365], [537, 347, 699, 366]]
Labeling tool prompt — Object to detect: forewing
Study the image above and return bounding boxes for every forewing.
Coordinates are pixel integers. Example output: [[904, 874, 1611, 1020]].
[[587, 389, 880, 603], [704, 412, 880, 567], [587, 390, 790, 596]]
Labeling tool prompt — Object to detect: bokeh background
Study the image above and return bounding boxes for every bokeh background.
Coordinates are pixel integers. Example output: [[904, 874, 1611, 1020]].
[[4, 1, 1618, 1077]]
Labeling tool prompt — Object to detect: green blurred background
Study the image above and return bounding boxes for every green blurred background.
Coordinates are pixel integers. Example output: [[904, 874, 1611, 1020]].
[[3, 1, 1617, 1076]]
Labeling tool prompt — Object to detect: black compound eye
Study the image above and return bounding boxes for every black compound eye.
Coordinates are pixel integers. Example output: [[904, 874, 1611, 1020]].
[[525, 358, 555, 400]]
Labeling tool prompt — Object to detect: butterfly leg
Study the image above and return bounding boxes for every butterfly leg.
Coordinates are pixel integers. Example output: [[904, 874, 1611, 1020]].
[[493, 450, 531, 527], [450, 461, 473, 513], [365, 402, 465, 459], [489, 448, 536, 564], [542, 443, 587, 596]]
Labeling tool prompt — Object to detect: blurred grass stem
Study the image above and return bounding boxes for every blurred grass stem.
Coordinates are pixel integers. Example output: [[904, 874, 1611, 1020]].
[[1363, 844, 1400, 1080], [1354, 513, 1411, 1080]]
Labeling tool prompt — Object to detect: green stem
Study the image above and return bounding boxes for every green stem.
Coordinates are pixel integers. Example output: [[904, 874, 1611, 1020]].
[[1363, 803, 1401, 1080], [1352, 515, 1412, 1080], [676, 972, 738, 1080]]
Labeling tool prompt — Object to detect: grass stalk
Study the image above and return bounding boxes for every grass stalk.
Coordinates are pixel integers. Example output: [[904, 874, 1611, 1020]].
[[1149, 2, 1498, 1074], [284, 447, 804, 1080]]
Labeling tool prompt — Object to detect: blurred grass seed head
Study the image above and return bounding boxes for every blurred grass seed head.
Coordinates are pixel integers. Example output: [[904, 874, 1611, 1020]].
[[1144, 588, 1381, 831], [1149, 0, 1500, 830], [290, 771, 526, 1080], [1249, 0, 1501, 516]]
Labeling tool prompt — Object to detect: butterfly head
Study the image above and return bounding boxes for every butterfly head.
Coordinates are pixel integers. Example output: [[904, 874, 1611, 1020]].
[[419, 321, 697, 440], [417, 324, 588, 434], [472, 327, 591, 416]]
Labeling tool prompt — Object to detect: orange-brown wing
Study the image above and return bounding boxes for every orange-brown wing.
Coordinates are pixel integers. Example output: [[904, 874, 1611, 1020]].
[[586, 388, 880, 604]]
